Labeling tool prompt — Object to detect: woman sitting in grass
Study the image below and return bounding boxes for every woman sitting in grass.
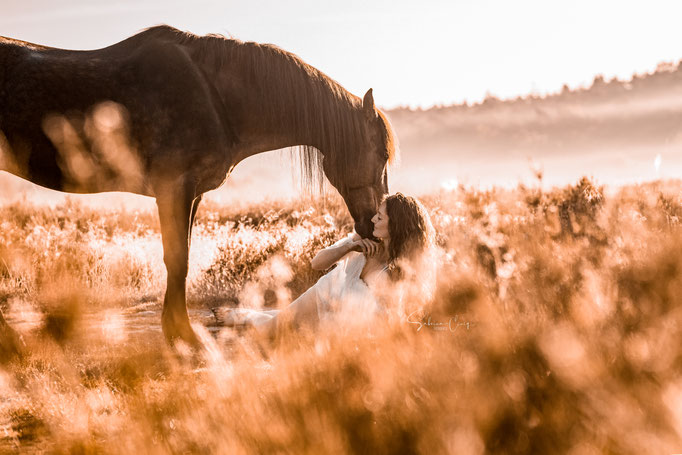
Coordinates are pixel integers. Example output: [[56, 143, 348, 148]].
[[218, 192, 435, 339]]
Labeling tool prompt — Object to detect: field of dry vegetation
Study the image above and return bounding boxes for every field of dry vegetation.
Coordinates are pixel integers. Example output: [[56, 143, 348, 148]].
[[0, 177, 681, 453]]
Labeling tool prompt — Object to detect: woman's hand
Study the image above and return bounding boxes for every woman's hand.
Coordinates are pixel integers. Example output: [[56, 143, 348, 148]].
[[349, 238, 382, 257]]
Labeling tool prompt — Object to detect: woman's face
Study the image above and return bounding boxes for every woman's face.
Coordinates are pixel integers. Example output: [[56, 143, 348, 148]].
[[371, 201, 390, 239]]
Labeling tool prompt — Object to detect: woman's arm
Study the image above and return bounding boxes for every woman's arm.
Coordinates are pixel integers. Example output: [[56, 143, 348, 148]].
[[311, 232, 382, 270], [310, 233, 359, 271]]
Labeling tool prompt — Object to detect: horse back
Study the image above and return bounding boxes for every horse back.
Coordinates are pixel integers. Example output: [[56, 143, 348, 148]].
[[0, 33, 237, 195]]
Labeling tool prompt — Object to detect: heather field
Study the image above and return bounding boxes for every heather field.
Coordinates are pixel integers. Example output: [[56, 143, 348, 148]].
[[0, 178, 682, 453]]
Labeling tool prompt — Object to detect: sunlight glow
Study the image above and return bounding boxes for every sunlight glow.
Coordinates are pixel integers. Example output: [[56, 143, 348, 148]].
[[654, 154, 662, 174], [2, 1, 682, 108], [441, 179, 458, 192]]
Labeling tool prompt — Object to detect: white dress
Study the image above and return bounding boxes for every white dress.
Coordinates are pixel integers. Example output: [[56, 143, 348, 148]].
[[215, 233, 389, 329], [309, 233, 389, 324]]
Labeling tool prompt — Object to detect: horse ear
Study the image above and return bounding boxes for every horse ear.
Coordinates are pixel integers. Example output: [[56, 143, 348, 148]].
[[363, 88, 377, 120]]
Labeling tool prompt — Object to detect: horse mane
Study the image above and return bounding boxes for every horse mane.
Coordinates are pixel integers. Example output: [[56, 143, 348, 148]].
[[377, 109, 400, 166], [138, 25, 398, 191]]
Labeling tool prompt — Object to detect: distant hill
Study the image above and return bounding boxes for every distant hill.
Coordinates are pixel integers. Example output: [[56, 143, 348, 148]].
[[385, 60, 682, 191]]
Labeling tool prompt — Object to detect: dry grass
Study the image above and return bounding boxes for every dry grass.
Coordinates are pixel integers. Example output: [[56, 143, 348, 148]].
[[0, 178, 681, 453]]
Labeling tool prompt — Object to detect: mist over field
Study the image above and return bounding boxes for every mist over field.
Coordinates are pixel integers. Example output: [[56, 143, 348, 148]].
[[389, 61, 682, 191]]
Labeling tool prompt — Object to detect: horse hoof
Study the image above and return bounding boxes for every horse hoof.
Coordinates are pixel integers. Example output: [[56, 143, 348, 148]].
[[166, 329, 201, 350], [162, 315, 201, 350]]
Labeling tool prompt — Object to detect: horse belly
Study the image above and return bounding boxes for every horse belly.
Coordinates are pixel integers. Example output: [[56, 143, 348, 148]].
[[1, 127, 145, 194], [1, 114, 149, 195], [1, 129, 64, 191]]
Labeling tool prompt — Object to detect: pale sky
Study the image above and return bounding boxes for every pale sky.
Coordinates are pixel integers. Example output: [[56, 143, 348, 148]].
[[2, 0, 682, 109]]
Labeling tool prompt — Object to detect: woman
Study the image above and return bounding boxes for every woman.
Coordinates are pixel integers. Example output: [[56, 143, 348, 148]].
[[218, 193, 434, 339]]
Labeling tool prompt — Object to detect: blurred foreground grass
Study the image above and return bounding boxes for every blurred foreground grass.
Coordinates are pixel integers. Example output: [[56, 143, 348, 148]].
[[0, 178, 682, 453]]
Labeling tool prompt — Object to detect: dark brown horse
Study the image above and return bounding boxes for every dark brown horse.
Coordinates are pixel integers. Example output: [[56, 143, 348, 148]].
[[0, 25, 398, 348]]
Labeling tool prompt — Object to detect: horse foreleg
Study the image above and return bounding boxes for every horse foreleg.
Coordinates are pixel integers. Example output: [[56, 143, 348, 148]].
[[156, 187, 199, 347], [189, 194, 203, 248], [0, 309, 23, 362]]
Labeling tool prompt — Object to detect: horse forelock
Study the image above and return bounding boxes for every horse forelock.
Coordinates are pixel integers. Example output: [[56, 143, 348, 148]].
[[139, 25, 373, 193]]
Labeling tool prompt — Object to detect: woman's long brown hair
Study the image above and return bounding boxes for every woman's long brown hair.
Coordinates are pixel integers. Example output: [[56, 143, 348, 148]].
[[383, 193, 435, 279]]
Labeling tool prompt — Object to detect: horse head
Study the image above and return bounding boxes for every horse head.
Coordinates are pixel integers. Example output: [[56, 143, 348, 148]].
[[325, 89, 397, 239]]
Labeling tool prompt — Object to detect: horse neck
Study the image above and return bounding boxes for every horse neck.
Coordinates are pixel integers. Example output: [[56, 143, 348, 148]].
[[198, 43, 365, 163], [243, 85, 365, 170]]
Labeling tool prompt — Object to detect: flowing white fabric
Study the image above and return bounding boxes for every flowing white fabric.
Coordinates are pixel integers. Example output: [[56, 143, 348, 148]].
[[312, 233, 388, 325], [216, 233, 389, 331]]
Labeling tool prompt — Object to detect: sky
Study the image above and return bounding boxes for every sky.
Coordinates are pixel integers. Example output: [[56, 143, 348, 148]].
[[3, 0, 682, 109]]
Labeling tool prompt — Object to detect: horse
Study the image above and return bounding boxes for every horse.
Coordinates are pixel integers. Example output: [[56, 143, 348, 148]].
[[0, 25, 398, 350]]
